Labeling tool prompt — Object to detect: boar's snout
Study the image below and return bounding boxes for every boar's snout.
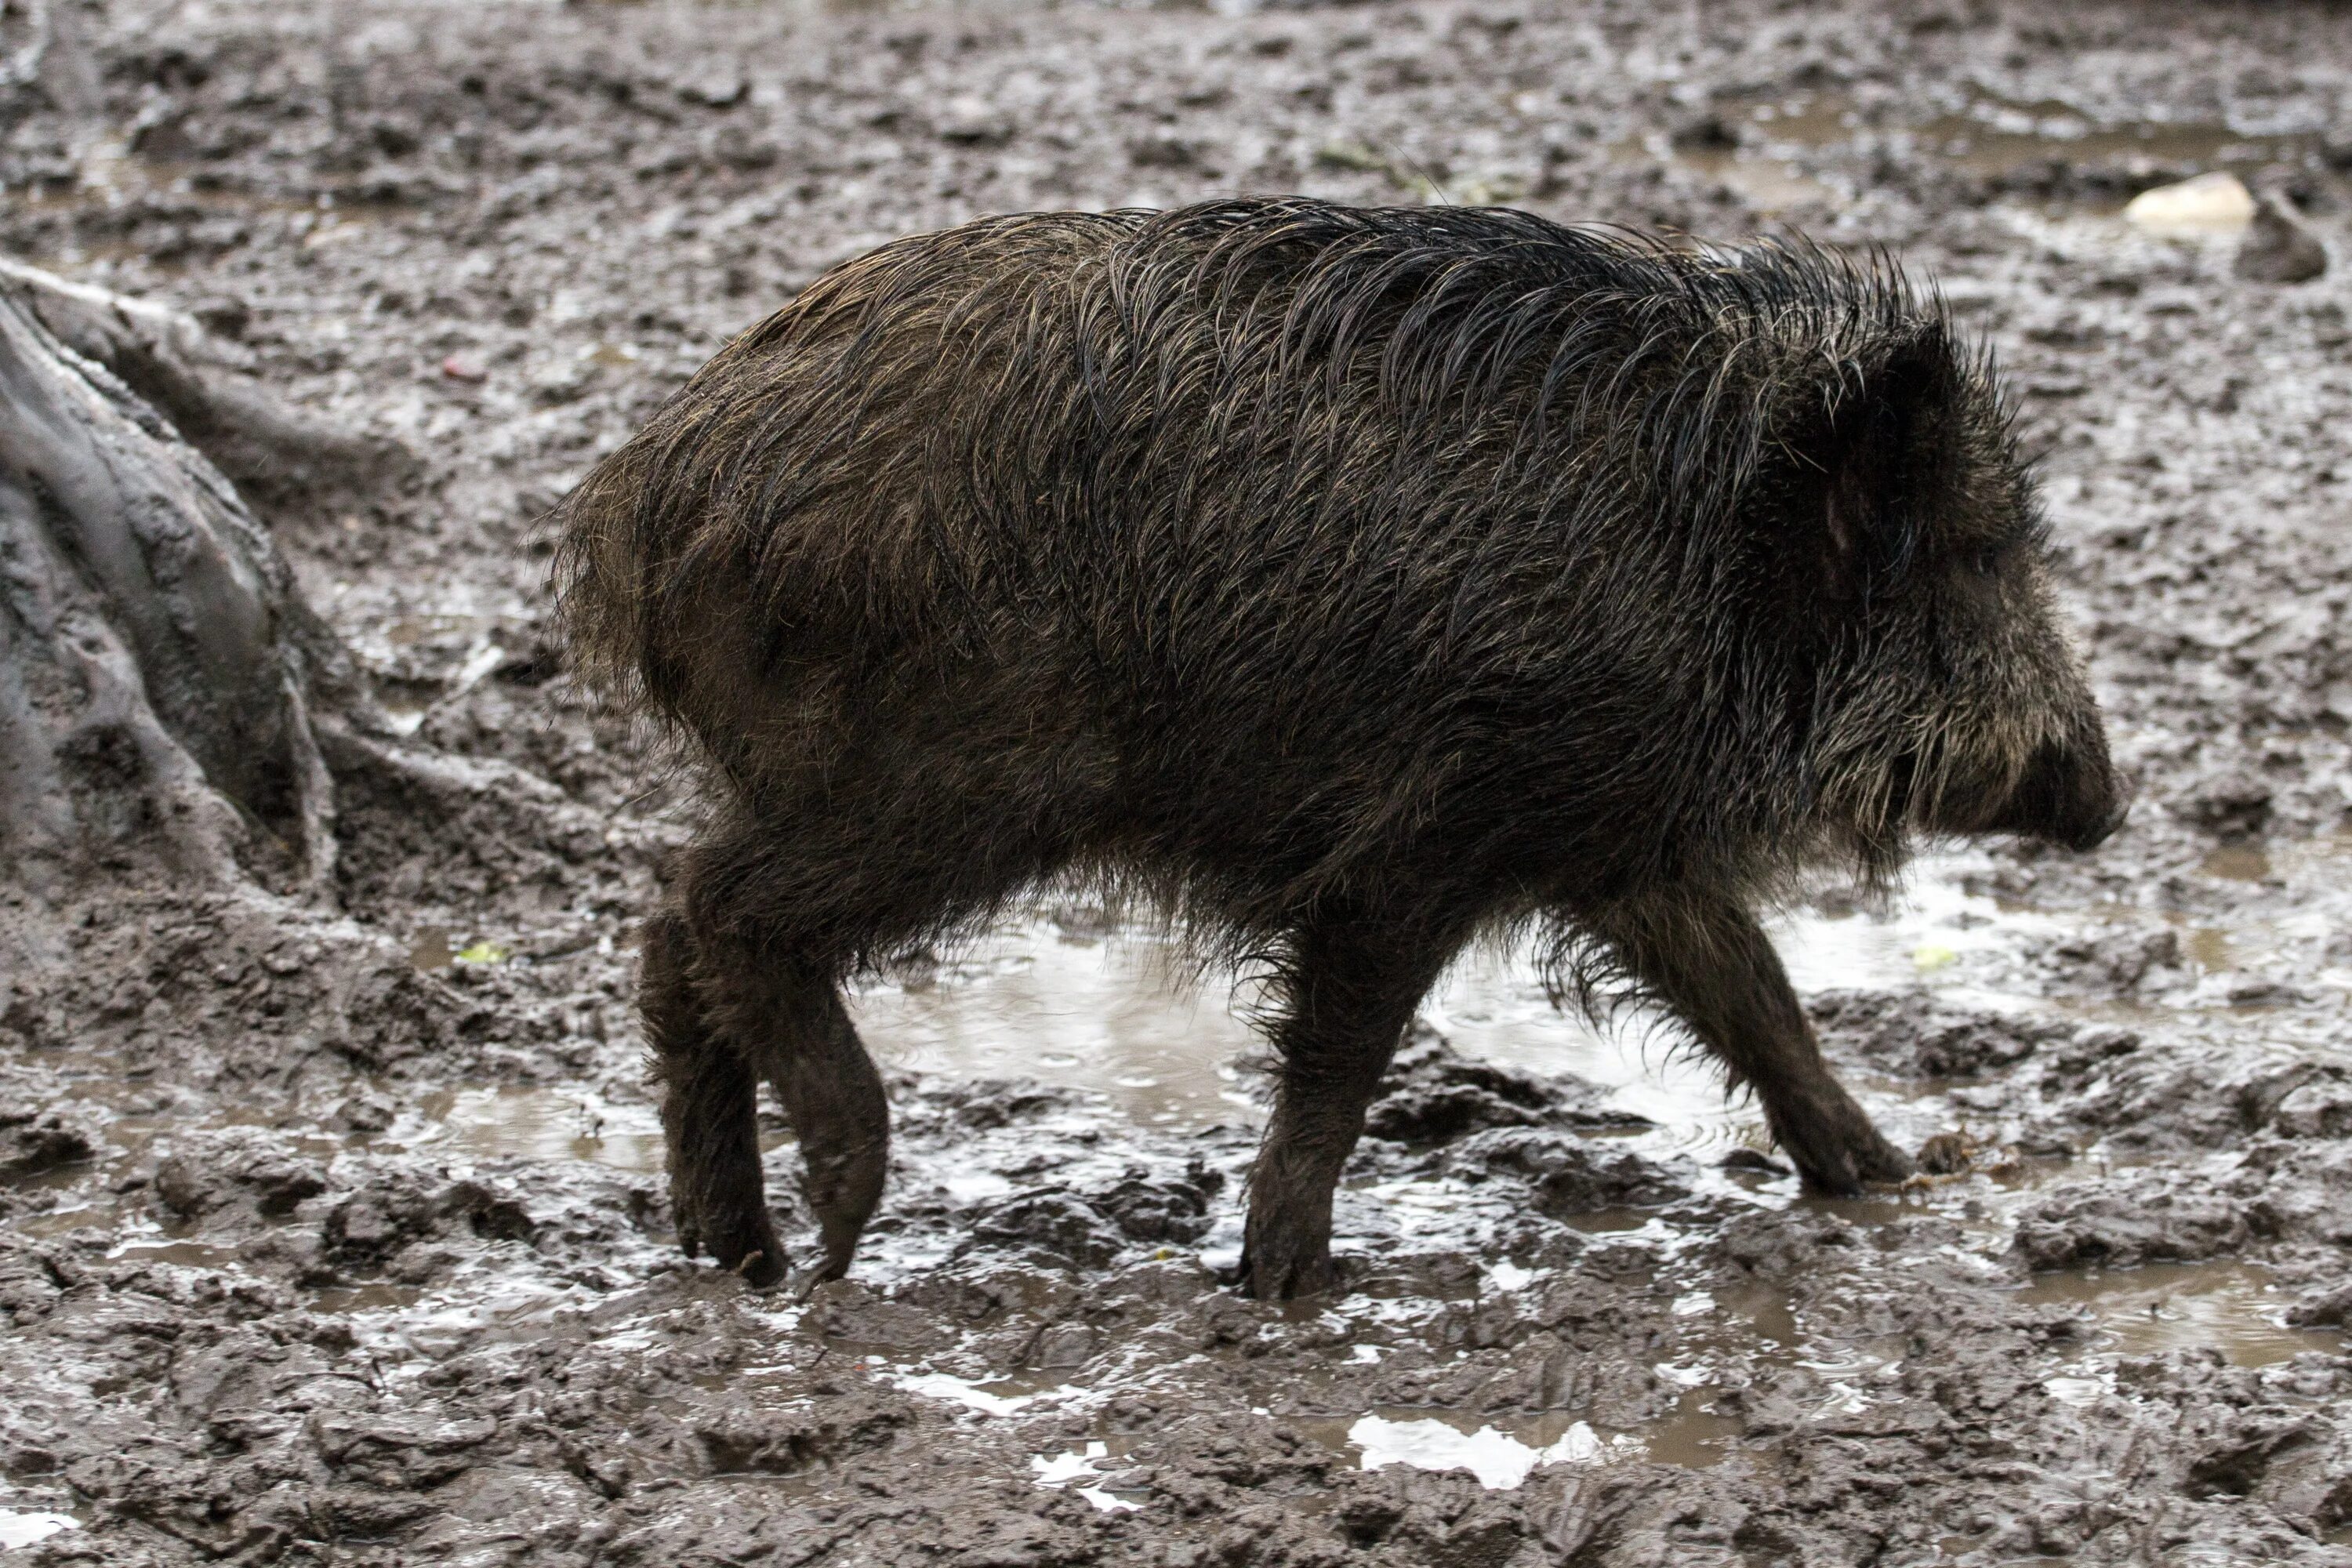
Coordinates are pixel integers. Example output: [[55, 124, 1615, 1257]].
[[2074, 779, 2134, 853], [1983, 734, 2131, 853]]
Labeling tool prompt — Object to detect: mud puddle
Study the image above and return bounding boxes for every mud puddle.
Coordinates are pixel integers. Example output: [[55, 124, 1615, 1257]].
[[326, 837, 2352, 1425], [848, 848, 2027, 1138], [2020, 1259, 2346, 1371], [1305, 1410, 1628, 1487], [20, 838, 2338, 1363], [0, 1509, 79, 1551], [402, 1084, 670, 1172], [1638, 83, 2328, 218], [849, 924, 1264, 1125]]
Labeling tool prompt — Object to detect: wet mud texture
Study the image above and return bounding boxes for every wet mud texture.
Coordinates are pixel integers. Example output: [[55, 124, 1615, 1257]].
[[7, 0, 2352, 1563]]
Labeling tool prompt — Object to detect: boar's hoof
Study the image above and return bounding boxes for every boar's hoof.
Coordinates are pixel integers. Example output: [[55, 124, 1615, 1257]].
[[730, 1248, 789, 1291], [790, 1249, 858, 1302], [677, 1204, 788, 1290], [1846, 1130, 1917, 1189], [1236, 1240, 1341, 1301], [1771, 1095, 1916, 1196], [1788, 1136, 1915, 1196]]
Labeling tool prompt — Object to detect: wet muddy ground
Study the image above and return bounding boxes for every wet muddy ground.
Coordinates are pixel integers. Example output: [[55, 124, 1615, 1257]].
[[6, 0, 2352, 1562]]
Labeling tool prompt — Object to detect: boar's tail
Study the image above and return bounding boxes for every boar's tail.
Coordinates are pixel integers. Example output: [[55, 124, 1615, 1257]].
[[548, 426, 662, 713]]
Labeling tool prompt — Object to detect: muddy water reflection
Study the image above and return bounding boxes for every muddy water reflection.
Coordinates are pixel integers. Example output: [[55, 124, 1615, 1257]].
[[1635, 85, 2328, 220], [845, 850, 2014, 1143], [847, 920, 1777, 1141], [2018, 1261, 2344, 1369], [838, 832, 2352, 1133], [850, 928, 1263, 1125], [1291, 1392, 1748, 1485], [409, 1085, 667, 1173]]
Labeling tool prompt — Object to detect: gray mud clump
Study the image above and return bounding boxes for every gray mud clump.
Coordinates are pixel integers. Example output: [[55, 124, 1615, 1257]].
[[6, 0, 2352, 1564], [1363, 1029, 1653, 1147]]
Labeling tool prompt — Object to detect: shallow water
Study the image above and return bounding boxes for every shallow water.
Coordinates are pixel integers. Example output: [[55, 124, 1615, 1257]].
[[408, 1084, 669, 1174], [2017, 1260, 2345, 1369], [849, 926, 1265, 1126], [0, 1509, 79, 1550], [394, 838, 2345, 1188], [887, 831, 2349, 1119], [844, 849, 2019, 1143]]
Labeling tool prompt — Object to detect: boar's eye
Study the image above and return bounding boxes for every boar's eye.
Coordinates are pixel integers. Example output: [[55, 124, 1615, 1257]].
[[1966, 542, 2005, 577]]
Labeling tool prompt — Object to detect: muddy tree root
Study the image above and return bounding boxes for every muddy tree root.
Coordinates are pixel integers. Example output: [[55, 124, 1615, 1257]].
[[0, 257, 347, 900], [0, 256, 421, 529]]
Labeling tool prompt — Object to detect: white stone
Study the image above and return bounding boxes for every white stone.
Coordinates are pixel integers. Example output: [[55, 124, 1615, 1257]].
[[2125, 172, 2256, 234]]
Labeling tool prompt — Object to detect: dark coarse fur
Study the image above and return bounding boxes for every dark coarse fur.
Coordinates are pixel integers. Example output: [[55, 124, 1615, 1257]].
[[554, 198, 2124, 1298]]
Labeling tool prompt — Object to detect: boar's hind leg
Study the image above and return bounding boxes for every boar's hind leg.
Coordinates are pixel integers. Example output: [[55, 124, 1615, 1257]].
[[644, 908, 786, 1288], [1597, 895, 1914, 1195], [739, 969, 888, 1290], [1241, 920, 1453, 1301]]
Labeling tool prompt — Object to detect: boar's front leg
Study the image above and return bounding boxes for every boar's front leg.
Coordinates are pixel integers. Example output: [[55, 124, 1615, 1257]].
[[1240, 919, 1454, 1301], [1594, 892, 1914, 1194]]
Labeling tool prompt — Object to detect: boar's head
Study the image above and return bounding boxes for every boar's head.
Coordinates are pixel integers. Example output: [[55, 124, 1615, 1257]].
[[1771, 324, 2128, 863]]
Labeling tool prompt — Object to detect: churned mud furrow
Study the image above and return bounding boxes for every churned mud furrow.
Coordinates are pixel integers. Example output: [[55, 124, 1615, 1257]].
[[4, 2, 2352, 1564]]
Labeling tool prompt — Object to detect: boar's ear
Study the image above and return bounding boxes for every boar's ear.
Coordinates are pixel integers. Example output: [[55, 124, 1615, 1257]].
[[1800, 331, 1951, 603]]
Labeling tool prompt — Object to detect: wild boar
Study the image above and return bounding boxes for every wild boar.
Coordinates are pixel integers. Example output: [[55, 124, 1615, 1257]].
[[554, 198, 2125, 1298]]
